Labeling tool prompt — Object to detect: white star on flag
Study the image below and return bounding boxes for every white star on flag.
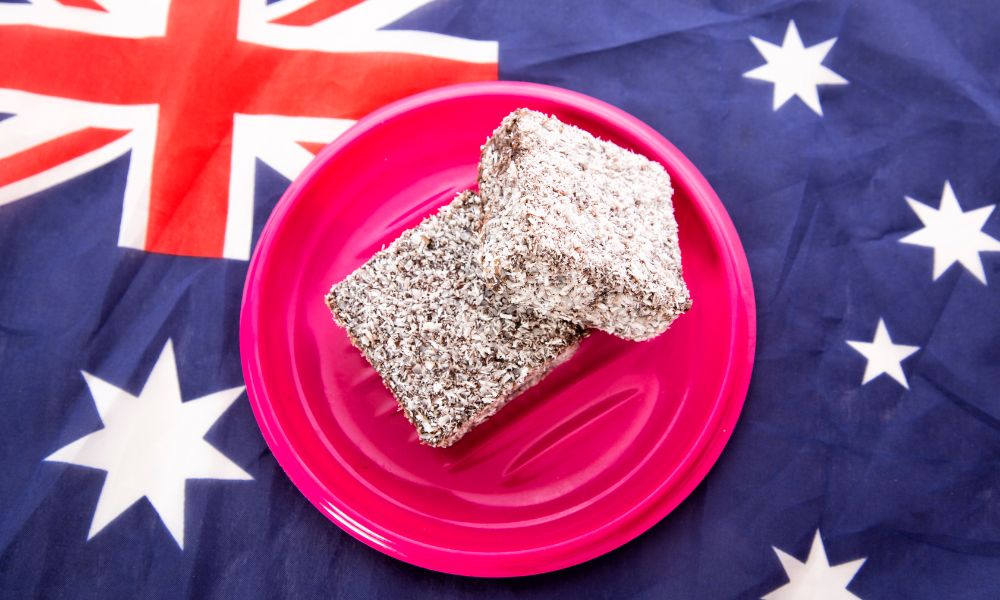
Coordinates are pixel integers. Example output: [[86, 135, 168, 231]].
[[846, 319, 920, 389], [900, 181, 1000, 284], [744, 20, 847, 115], [764, 530, 866, 600], [45, 340, 251, 548]]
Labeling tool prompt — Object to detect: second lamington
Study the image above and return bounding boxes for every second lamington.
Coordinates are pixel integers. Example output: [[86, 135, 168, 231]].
[[477, 109, 692, 341]]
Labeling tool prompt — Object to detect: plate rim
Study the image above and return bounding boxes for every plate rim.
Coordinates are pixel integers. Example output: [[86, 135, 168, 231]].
[[240, 80, 757, 577]]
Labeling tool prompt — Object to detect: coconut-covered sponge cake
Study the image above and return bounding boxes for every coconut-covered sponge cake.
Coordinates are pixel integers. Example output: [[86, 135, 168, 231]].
[[325, 191, 586, 448], [477, 109, 692, 341]]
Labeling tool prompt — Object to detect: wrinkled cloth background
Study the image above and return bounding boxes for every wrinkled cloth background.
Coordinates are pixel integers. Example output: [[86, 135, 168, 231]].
[[2, 1, 1000, 598]]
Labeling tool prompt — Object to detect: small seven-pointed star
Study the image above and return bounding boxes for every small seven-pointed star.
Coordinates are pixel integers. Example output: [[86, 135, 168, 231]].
[[744, 19, 848, 115]]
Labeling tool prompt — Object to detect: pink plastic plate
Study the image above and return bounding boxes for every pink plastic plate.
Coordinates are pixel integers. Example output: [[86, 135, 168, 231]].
[[240, 82, 755, 577]]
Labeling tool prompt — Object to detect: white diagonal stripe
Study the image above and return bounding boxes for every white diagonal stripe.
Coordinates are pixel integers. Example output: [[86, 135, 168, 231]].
[[0, 114, 84, 160], [238, 0, 498, 63], [0, 0, 169, 38], [0, 133, 133, 207], [224, 114, 354, 259], [259, 0, 315, 21], [0, 90, 158, 249]]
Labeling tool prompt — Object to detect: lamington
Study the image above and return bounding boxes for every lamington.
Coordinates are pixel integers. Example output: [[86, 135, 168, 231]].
[[477, 109, 692, 341], [325, 191, 586, 448]]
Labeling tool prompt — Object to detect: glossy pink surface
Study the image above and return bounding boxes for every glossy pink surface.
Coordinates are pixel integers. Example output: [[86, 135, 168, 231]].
[[240, 82, 756, 577]]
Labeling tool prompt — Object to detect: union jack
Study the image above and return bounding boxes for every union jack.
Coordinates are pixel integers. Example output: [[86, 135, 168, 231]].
[[0, 0, 497, 259]]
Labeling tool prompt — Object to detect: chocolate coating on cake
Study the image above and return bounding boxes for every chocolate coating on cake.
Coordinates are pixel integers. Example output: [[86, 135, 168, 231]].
[[326, 191, 585, 448]]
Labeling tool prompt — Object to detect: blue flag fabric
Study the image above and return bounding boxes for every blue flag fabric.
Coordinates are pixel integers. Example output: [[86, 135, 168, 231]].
[[2, 1, 999, 598]]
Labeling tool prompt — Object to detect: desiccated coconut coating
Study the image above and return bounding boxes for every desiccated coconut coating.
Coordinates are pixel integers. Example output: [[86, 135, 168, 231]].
[[477, 109, 692, 341], [325, 191, 586, 448]]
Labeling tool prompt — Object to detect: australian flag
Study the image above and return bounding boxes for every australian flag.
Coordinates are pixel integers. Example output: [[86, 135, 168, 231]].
[[1, 1, 998, 598]]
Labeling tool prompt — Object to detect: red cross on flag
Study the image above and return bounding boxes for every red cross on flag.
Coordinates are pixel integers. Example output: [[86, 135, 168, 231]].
[[0, 0, 497, 259]]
